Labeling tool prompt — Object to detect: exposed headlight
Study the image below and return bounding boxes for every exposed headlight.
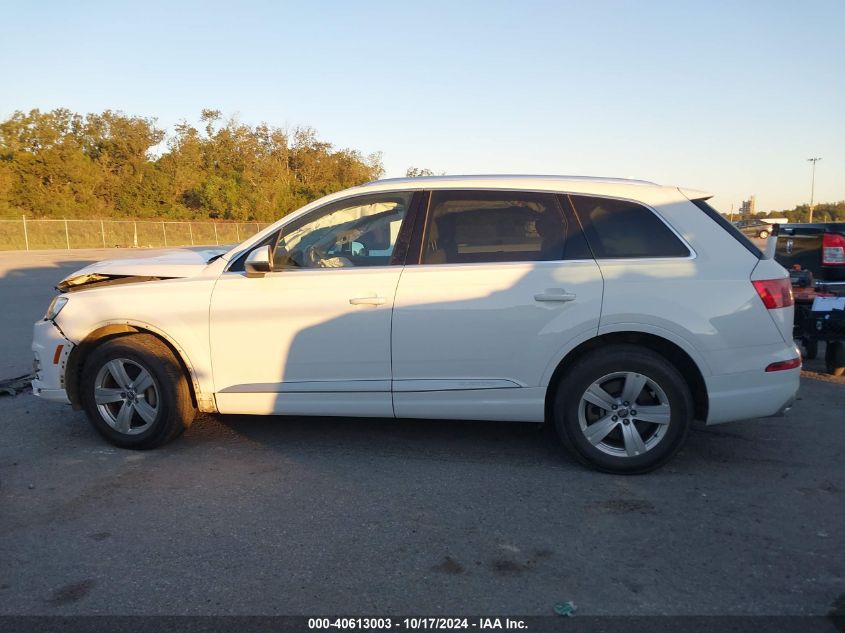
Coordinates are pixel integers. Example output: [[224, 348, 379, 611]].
[[44, 295, 69, 321]]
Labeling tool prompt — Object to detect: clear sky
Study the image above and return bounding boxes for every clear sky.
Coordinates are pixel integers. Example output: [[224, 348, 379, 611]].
[[2, 0, 843, 213]]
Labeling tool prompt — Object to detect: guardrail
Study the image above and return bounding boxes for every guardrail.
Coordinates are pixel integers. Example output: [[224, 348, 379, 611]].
[[0, 217, 271, 251]]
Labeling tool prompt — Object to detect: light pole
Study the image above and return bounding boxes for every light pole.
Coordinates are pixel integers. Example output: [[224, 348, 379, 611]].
[[807, 157, 822, 223]]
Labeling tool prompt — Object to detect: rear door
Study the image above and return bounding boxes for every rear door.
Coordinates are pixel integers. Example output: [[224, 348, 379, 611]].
[[390, 189, 604, 422]]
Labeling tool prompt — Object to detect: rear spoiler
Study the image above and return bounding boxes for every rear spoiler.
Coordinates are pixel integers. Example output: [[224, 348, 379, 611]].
[[677, 187, 713, 201]]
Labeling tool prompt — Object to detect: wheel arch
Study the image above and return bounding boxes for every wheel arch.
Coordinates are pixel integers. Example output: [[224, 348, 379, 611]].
[[543, 331, 709, 424], [65, 322, 213, 413]]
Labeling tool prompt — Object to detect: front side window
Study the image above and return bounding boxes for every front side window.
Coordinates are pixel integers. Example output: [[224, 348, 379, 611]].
[[422, 191, 567, 264], [568, 195, 690, 259], [272, 192, 412, 269]]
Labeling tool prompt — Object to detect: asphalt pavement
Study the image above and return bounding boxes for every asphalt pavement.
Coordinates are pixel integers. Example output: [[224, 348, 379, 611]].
[[0, 249, 842, 618]]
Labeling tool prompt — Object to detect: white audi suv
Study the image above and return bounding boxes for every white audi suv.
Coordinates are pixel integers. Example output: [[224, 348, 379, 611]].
[[32, 176, 800, 472]]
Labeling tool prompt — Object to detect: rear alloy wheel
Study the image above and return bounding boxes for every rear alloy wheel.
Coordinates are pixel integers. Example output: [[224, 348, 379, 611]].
[[578, 371, 672, 458], [81, 334, 195, 448], [554, 345, 692, 473]]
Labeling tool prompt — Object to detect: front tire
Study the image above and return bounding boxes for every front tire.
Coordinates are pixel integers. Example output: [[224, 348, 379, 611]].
[[553, 345, 693, 474], [80, 334, 196, 449]]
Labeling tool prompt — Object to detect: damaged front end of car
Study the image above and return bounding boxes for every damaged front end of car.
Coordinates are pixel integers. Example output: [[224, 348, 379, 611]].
[[57, 273, 174, 293]]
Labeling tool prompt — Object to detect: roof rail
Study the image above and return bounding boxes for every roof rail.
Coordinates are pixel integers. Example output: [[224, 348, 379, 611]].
[[365, 174, 660, 186]]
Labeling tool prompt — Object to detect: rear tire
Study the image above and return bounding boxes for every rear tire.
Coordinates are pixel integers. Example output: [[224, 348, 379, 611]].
[[825, 341, 845, 377], [553, 344, 693, 474], [803, 338, 818, 360], [80, 334, 196, 449]]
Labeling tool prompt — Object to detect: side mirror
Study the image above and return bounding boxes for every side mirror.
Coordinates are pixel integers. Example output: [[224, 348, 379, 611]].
[[245, 245, 273, 278]]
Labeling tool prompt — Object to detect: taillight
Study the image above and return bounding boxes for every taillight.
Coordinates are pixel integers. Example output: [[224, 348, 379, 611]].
[[752, 278, 794, 309], [822, 232, 845, 266], [765, 357, 801, 372]]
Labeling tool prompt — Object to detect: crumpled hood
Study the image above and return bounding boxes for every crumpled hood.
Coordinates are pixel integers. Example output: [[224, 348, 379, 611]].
[[57, 247, 227, 292]]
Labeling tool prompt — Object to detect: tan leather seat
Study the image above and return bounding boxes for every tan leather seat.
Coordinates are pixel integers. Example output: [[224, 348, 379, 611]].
[[425, 217, 449, 264]]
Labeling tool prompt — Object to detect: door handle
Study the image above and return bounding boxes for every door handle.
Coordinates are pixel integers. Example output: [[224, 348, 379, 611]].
[[534, 289, 576, 302], [349, 296, 386, 306]]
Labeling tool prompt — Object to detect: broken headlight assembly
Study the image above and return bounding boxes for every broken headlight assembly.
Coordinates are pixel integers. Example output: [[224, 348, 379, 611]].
[[44, 295, 69, 321]]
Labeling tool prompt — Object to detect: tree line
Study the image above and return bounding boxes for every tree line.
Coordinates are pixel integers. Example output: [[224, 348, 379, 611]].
[[0, 108, 384, 221], [751, 201, 845, 224], [3, 108, 841, 225]]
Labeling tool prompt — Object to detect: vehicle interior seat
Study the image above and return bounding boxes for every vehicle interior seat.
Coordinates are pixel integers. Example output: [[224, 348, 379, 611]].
[[425, 216, 450, 264]]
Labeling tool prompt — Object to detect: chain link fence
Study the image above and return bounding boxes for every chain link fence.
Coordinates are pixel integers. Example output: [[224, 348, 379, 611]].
[[0, 218, 271, 251]]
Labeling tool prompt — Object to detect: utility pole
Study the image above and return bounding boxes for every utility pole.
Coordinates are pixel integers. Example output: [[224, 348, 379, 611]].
[[807, 157, 822, 223]]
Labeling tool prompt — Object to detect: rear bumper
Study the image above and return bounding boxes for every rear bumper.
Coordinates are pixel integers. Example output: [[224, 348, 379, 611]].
[[773, 394, 796, 417], [32, 319, 73, 405], [705, 364, 800, 425]]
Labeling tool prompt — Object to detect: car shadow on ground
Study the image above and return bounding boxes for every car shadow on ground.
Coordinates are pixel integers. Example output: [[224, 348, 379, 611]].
[[176, 409, 780, 475], [188, 412, 569, 465]]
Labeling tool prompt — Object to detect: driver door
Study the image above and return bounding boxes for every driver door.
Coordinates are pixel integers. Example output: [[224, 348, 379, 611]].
[[209, 191, 417, 417]]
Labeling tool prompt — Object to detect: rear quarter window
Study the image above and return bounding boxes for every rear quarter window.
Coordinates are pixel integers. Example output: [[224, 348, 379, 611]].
[[567, 195, 690, 258], [690, 199, 763, 259]]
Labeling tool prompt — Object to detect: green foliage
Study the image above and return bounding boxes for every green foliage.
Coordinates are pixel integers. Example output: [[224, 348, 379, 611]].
[[406, 167, 435, 177], [750, 201, 845, 223], [406, 167, 445, 177], [0, 109, 384, 221]]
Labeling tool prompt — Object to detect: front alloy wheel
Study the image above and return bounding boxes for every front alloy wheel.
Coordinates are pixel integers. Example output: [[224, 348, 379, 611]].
[[81, 333, 195, 449], [94, 358, 160, 435]]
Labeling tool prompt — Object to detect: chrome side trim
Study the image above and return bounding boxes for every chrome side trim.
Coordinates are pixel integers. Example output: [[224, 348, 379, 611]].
[[219, 380, 391, 393]]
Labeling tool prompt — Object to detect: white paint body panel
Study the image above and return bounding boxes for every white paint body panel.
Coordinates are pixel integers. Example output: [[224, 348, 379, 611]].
[[33, 175, 799, 429], [63, 247, 227, 280], [209, 267, 402, 417], [391, 261, 603, 421], [47, 274, 221, 398]]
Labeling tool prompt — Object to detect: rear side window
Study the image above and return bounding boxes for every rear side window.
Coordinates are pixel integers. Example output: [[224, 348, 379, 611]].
[[691, 198, 763, 259], [568, 195, 690, 259], [422, 191, 569, 264]]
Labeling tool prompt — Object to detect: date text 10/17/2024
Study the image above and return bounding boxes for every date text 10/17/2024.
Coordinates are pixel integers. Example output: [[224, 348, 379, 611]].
[[307, 618, 529, 630]]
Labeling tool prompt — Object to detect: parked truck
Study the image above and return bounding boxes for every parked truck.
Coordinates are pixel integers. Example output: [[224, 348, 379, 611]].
[[775, 223, 845, 294], [775, 222, 845, 375]]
